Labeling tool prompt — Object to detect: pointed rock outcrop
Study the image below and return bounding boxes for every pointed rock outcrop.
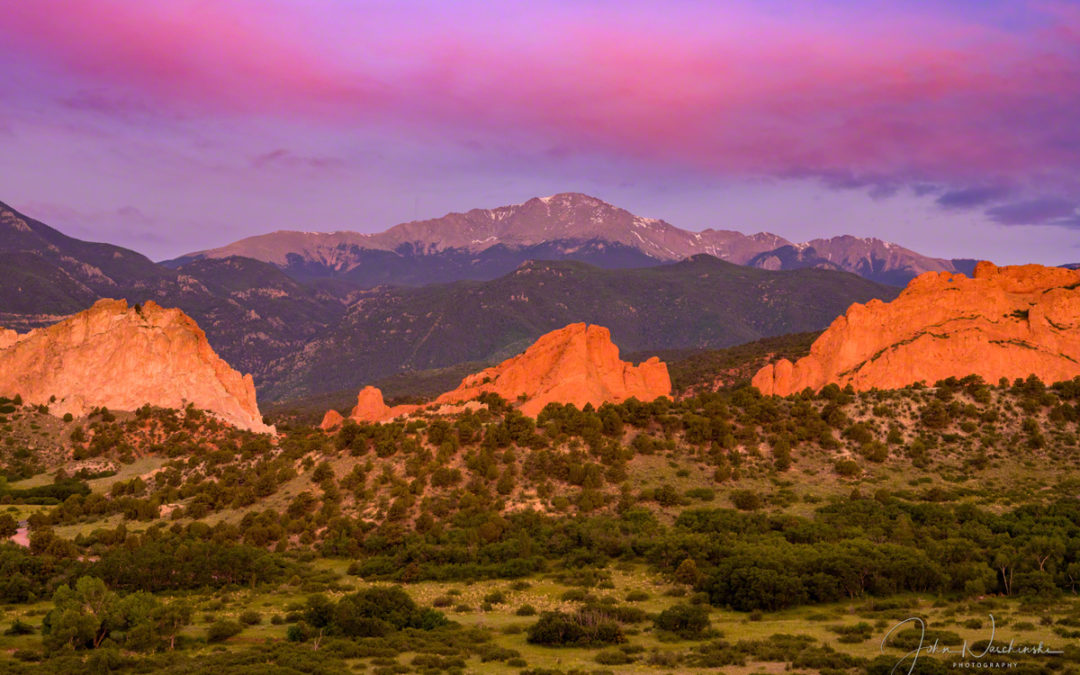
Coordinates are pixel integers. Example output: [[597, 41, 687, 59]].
[[351, 386, 392, 422], [343, 386, 418, 424], [320, 409, 345, 431], [752, 262, 1080, 396], [0, 299, 271, 432], [436, 323, 671, 417]]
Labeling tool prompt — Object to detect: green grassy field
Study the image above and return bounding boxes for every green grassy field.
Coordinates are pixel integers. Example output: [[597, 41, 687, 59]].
[[2, 563, 1074, 673]]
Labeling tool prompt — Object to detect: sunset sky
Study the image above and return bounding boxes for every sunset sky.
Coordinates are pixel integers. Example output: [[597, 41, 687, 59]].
[[1, 0, 1078, 263]]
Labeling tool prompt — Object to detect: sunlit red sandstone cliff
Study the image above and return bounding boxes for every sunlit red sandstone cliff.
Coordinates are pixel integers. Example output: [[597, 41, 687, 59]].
[[437, 323, 671, 416], [752, 262, 1080, 396], [325, 323, 671, 426], [0, 299, 271, 433]]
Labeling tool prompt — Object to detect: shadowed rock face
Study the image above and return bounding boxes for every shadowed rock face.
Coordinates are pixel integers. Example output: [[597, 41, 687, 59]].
[[752, 262, 1080, 396], [0, 299, 271, 433], [436, 323, 671, 417]]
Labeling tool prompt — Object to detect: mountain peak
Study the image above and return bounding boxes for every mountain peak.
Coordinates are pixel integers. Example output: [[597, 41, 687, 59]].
[[535, 192, 610, 205]]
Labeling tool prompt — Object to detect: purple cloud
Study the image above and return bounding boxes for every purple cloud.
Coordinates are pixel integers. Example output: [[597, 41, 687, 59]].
[[936, 185, 1012, 209], [986, 197, 1080, 228]]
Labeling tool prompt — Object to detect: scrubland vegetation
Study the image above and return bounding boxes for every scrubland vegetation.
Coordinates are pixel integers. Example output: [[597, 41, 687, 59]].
[[2, 374, 1080, 672]]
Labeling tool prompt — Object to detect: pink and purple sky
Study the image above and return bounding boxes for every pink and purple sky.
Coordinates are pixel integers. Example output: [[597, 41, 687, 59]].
[[1, 0, 1078, 263]]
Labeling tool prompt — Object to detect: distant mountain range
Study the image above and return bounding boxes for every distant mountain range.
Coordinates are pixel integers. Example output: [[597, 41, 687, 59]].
[[165, 192, 972, 287], [0, 198, 901, 403]]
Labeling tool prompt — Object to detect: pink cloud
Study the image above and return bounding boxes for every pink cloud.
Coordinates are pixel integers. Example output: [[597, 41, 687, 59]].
[[2, 0, 1079, 199], [0, 0, 387, 116]]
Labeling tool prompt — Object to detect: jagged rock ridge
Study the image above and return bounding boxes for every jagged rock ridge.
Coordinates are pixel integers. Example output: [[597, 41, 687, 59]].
[[0, 299, 271, 432], [752, 262, 1080, 396]]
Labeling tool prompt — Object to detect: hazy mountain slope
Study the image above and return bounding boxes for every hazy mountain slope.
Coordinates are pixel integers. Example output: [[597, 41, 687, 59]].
[[0, 201, 178, 327], [169, 257, 347, 377], [261, 255, 899, 401], [0, 201, 346, 381], [297, 239, 663, 286]]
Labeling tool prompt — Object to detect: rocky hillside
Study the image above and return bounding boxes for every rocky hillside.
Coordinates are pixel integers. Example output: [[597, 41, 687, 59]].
[[0, 299, 270, 432], [0, 200, 177, 326], [753, 261, 1080, 396]]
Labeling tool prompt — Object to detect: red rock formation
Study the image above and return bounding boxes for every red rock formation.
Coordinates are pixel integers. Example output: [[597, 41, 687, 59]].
[[345, 386, 418, 423], [0, 299, 271, 432], [351, 386, 391, 421], [752, 262, 1080, 396], [436, 323, 671, 417], [325, 324, 671, 426], [320, 409, 345, 431]]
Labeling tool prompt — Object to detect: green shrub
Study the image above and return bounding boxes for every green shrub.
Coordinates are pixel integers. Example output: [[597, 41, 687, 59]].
[[730, 490, 763, 511], [483, 590, 507, 605], [835, 459, 860, 477], [4, 619, 35, 636], [526, 610, 624, 647], [595, 648, 635, 664], [239, 610, 261, 626], [654, 603, 710, 638], [206, 620, 243, 643]]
